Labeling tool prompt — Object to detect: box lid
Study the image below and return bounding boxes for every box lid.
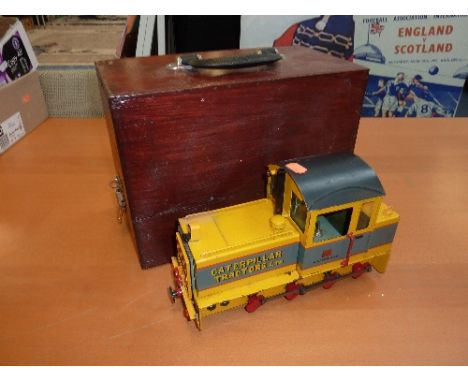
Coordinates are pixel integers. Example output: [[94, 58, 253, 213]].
[[95, 46, 368, 98]]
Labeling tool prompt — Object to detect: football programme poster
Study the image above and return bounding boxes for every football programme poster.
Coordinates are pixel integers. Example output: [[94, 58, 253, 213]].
[[354, 15, 468, 117], [240, 15, 468, 117]]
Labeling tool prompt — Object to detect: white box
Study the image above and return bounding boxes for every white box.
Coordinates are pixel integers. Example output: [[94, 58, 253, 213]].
[[0, 17, 38, 87]]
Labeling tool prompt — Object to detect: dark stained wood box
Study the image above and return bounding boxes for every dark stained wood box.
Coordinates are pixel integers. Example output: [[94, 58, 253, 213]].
[[95, 47, 368, 268]]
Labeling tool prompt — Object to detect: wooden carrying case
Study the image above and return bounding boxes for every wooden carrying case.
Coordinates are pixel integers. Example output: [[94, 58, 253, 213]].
[[95, 47, 368, 268]]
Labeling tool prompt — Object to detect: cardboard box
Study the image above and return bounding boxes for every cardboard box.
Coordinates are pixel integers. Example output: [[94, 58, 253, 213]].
[[0, 17, 38, 87], [0, 71, 48, 155]]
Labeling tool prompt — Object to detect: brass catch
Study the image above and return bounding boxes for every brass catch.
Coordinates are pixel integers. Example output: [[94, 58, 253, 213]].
[[110, 176, 126, 223]]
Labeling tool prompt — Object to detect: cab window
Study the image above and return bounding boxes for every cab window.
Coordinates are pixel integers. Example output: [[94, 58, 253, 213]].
[[290, 192, 307, 232], [357, 201, 374, 231], [314, 207, 353, 242]]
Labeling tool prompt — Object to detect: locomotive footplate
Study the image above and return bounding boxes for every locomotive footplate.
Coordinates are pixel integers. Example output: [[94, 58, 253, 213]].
[[265, 262, 373, 304]]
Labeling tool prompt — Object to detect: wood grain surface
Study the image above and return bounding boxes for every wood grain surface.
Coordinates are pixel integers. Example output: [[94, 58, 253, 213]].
[[96, 47, 369, 268], [1, 117, 467, 365], [95, 47, 366, 97]]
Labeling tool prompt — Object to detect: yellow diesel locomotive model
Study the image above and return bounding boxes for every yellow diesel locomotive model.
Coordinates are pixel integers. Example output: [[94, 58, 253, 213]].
[[169, 153, 399, 328]]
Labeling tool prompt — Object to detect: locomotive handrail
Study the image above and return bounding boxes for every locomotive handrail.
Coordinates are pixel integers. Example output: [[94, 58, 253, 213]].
[[341, 232, 355, 267]]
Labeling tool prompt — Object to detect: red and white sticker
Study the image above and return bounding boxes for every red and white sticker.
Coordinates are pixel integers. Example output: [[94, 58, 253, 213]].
[[285, 162, 308, 174], [0, 112, 25, 154]]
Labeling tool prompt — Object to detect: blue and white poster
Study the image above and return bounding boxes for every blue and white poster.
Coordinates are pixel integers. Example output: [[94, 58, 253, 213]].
[[240, 15, 468, 117], [354, 15, 468, 117]]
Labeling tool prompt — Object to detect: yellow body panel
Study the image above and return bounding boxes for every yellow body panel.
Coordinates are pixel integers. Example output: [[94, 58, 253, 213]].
[[179, 198, 300, 269], [376, 202, 399, 227], [196, 269, 299, 310]]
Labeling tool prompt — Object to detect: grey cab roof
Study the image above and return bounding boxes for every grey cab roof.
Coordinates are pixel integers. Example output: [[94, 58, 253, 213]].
[[281, 153, 385, 211]]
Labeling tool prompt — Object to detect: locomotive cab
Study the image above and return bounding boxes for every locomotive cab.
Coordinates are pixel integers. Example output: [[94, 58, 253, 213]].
[[270, 154, 398, 281]]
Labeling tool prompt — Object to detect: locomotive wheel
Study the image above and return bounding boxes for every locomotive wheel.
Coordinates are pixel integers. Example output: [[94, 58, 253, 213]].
[[322, 272, 339, 289], [352, 262, 366, 279], [284, 282, 300, 300], [244, 294, 265, 313]]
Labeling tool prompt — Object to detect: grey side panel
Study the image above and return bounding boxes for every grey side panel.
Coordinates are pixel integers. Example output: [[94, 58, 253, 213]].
[[195, 243, 299, 291], [351, 232, 371, 254], [182, 239, 197, 291], [299, 223, 398, 271], [299, 238, 349, 269], [369, 224, 398, 248], [298, 245, 306, 267]]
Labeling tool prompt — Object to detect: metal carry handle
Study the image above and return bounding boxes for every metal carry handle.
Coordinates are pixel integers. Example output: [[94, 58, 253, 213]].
[[178, 48, 282, 69]]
